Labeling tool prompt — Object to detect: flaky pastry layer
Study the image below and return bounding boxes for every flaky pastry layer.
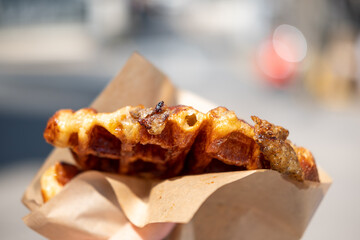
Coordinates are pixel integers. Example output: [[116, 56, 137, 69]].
[[41, 162, 80, 202], [44, 102, 319, 181]]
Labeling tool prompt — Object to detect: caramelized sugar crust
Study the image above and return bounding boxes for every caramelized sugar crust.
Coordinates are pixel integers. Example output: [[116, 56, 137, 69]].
[[44, 102, 319, 182], [44, 103, 205, 178], [185, 107, 266, 174], [41, 162, 80, 202]]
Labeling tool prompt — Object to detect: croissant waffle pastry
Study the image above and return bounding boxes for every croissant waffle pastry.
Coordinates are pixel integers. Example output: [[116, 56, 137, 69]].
[[44, 101, 319, 183], [41, 161, 80, 202]]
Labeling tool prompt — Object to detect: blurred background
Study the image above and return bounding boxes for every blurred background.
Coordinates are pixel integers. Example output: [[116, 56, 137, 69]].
[[0, 0, 359, 239]]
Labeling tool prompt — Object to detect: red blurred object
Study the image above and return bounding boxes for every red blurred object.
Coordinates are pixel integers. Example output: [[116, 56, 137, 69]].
[[256, 39, 297, 87]]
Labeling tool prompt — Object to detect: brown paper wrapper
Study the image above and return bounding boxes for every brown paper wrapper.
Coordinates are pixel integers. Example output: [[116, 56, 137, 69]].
[[22, 53, 332, 240]]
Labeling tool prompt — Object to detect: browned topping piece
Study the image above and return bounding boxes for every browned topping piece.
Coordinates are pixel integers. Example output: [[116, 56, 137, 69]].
[[130, 101, 170, 135], [251, 116, 304, 181]]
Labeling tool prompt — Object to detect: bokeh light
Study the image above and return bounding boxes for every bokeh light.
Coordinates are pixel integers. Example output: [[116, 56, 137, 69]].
[[257, 39, 296, 86], [256, 24, 307, 87], [273, 24, 307, 63]]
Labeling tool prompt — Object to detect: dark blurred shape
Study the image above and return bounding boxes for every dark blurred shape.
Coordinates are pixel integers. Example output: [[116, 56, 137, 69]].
[[341, 0, 360, 31], [304, 28, 358, 108], [0, 113, 51, 168], [0, 74, 107, 169], [0, 0, 85, 26], [299, 0, 360, 108]]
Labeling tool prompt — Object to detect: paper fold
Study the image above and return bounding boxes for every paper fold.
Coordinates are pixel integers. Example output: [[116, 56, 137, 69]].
[[22, 53, 332, 240]]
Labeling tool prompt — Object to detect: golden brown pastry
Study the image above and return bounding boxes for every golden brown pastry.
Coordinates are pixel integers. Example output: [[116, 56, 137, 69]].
[[43, 102, 319, 182], [185, 107, 266, 174], [41, 162, 80, 202], [293, 146, 319, 182], [44, 102, 205, 178]]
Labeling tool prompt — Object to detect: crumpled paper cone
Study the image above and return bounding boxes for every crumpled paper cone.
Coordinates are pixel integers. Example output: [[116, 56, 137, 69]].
[[22, 53, 332, 240]]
